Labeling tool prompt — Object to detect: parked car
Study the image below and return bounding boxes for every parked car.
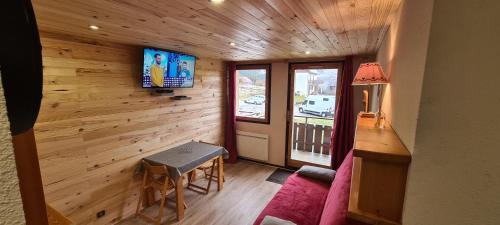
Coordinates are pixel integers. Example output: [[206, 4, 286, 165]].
[[245, 95, 266, 105], [299, 95, 335, 117]]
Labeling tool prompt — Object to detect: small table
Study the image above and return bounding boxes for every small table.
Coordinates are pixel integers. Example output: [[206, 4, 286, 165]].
[[143, 141, 228, 221]]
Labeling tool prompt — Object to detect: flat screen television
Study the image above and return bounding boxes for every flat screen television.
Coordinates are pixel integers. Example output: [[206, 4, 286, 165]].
[[142, 48, 196, 88]]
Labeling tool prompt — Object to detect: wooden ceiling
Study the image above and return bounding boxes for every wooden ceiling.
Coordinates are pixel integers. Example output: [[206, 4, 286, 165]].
[[32, 0, 401, 61]]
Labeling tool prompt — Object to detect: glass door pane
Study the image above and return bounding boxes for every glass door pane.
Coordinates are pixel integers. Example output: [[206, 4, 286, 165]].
[[287, 63, 342, 168]]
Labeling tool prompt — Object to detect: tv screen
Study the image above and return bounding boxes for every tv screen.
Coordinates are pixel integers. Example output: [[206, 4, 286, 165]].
[[142, 48, 196, 88]]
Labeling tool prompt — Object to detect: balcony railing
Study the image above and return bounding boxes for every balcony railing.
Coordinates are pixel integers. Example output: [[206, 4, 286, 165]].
[[292, 116, 333, 156]]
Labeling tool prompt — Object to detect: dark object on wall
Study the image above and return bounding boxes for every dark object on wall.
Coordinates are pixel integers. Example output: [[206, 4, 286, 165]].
[[96, 210, 106, 218], [0, 1, 48, 225], [151, 89, 175, 96], [0, 0, 43, 135], [170, 95, 191, 100]]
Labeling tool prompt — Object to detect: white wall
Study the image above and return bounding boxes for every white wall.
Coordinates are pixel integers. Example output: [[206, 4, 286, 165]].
[[0, 73, 26, 224], [403, 0, 500, 224], [235, 58, 371, 167], [377, 0, 434, 153], [236, 62, 288, 166], [377, 0, 500, 224]]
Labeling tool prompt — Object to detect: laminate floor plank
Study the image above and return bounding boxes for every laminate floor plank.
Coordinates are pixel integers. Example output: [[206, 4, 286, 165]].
[[118, 160, 282, 225]]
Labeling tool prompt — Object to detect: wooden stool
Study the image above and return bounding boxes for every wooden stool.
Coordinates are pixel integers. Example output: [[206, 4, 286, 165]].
[[136, 160, 186, 225], [198, 160, 225, 183], [187, 157, 217, 194], [187, 141, 225, 194]]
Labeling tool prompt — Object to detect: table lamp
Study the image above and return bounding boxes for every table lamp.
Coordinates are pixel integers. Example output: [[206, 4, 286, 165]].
[[352, 63, 389, 128]]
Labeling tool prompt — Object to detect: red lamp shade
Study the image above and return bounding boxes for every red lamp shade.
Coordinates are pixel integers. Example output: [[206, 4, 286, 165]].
[[352, 63, 388, 85]]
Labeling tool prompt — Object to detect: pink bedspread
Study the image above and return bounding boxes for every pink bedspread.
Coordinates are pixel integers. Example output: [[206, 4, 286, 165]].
[[253, 173, 331, 225]]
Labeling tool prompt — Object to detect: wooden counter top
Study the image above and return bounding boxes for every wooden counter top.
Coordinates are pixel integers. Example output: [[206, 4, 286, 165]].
[[348, 115, 412, 225], [353, 117, 411, 164]]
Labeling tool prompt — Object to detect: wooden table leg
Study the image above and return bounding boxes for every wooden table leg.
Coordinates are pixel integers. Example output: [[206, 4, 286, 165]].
[[217, 156, 224, 191], [175, 177, 185, 221], [145, 187, 155, 207], [188, 170, 196, 183]]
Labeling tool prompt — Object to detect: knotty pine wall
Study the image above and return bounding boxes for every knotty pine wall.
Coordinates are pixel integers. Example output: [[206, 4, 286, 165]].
[[35, 33, 225, 225]]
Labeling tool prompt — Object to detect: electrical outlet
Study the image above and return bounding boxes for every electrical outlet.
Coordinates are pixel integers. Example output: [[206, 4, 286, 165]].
[[96, 210, 106, 218]]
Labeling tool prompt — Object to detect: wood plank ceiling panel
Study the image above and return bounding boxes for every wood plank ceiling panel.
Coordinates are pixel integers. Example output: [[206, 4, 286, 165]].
[[32, 0, 401, 61]]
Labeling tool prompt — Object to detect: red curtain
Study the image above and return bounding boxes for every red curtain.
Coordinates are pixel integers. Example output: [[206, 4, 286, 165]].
[[225, 62, 238, 163], [330, 56, 356, 170]]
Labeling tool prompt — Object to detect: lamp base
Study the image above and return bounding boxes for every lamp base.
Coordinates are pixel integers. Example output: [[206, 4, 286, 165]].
[[375, 112, 386, 128], [360, 112, 376, 118]]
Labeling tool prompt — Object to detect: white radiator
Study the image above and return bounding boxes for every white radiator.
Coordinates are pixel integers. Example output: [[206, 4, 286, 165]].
[[236, 130, 269, 161]]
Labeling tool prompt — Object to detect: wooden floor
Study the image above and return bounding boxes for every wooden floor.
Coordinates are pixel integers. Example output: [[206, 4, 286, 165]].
[[118, 160, 282, 225]]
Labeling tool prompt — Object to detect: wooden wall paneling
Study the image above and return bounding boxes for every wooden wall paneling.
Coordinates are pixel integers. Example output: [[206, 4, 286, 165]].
[[194, 0, 315, 52], [366, 0, 402, 52], [35, 34, 225, 225], [133, 0, 290, 55], [34, 0, 283, 59], [263, 0, 335, 54], [281, 0, 341, 53], [259, 0, 332, 53], [32, 0, 401, 61], [317, 0, 351, 54], [233, 0, 326, 52]]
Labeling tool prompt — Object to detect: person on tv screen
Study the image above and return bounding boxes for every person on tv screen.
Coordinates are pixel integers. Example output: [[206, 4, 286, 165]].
[[179, 61, 191, 78], [168, 54, 179, 78], [151, 53, 164, 87]]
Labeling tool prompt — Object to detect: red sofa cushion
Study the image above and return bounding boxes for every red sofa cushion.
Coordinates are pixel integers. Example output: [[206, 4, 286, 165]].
[[319, 151, 366, 225], [253, 173, 331, 225]]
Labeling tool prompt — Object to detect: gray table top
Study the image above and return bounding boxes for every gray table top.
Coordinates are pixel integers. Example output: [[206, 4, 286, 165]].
[[144, 141, 228, 181]]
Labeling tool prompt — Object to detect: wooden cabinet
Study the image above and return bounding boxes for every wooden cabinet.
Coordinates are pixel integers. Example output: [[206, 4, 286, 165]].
[[348, 116, 411, 225], [47, 204, 74, 225]]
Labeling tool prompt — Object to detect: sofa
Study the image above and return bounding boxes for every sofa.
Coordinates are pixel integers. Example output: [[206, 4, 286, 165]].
[[254, 151, 367, 225]]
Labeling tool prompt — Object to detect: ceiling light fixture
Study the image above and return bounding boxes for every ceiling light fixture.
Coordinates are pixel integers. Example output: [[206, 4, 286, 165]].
[[209, 0, 225, 4], [229, 42, 236, 46], [89, 25, 100, 30]]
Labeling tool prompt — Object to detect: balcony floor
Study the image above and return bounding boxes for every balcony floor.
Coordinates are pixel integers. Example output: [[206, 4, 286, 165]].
[[291, 149, 331, 166]]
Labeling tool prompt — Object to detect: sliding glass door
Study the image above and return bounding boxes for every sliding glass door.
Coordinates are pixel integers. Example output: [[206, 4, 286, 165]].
[[286, 62, 342, 168]]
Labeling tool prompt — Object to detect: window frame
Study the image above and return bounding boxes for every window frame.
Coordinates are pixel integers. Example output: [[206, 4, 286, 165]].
[[235, 64, 272, 124]]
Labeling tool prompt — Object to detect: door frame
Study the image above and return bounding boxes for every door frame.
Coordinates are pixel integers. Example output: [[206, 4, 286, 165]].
[[285, 61, 344, 169]]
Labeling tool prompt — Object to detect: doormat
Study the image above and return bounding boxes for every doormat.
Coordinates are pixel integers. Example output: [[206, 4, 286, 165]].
[[266, 168, 294, 185]]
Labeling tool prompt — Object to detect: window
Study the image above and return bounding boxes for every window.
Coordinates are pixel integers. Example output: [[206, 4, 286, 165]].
[[323, 98, 329, 101], [309, 100, 315, 105], [235, 64, 271, 124]]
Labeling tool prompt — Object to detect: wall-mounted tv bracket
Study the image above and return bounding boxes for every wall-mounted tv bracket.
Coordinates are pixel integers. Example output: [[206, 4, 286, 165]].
[[151, 89, 174, 96]]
